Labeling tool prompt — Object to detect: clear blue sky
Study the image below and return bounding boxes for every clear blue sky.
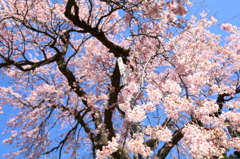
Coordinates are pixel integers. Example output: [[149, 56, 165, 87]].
[[193, 0, 240, 28], [0, 0, 240, 158]]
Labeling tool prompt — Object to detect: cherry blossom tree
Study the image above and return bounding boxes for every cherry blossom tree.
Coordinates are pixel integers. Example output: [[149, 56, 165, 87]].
[[0, 0, 240, 158]]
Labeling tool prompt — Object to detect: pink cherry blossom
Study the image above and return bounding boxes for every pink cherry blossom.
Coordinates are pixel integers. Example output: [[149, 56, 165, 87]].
[[126, 106, 146, 122], [142, 102, 156, 112], [221, 23, 237, 33], [96, 134, 120, 159], [0, 0, 239, 159], [126, 133, 153, 157], [145, 126, 172, 142]]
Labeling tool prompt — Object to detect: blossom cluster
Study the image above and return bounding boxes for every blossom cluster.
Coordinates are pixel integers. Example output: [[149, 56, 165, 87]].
[[228, 137, 240, 151], [1, 0, 240, 158], [118, 82, 147, 122], [224, 111, 240, 126], [195, 100, 219, 116], [146, 84, 163, 105], [221, 23, 237, 33], [126, 133, 153, 157], [182, 124, 227, 158], [145, 126, 172, 142], [167, 1, 188, 16], [126, 106, 146, 122], [164, 94, 193, 119], [142, 102, 156, 112], [96, 134, 120, 159]]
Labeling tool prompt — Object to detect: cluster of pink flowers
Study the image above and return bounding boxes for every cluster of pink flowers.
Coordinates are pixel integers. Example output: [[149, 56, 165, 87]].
[[184, 0, 193, 6], [182, 124, 226, 158], [142, 102, 155, 112], [96, 134, 120, 159], [221, 23, 237, 33], [195, 100, 219, 116], [118, 103, 131, 112], [162, 80, 181, 95], [145, 126, 172, 142], [210, 84, 235, 96], [210, 16, 217, 25], [146, 84, 163, 105], [228, 138, 240, 151], [164, 94, 193, 119], [167, 2, 188, 16], [187, 72, 210, 86], [126, 133, 152, 157], [193, 100, 227, 125], [224, 111, 240, 126], [1, 0, 240, 158], [118, 82, 147, 122], [225, 100, 240, 109], [126, 106, 146, 122], [121, 82, 139, 99], [198, 115, 225, 126]]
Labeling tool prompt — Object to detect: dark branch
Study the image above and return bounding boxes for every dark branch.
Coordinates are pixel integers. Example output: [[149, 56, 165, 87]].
[[157, 129, 183, 159], [104, 62, 120, 140], [214, 88, 240, 117], [64, 0, 130, 63]]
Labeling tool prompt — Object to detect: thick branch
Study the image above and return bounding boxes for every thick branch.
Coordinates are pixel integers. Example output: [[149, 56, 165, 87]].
[[64, 0, 130, 62], [215, 88, 240, 117], [103, 61, 132, 159], [215, 88, 240, 139], [104, 62, 120, 140], [157, 129, 183, 159], [55, 53, 89, 106], [0, 54, 57, 71], [112, 147, 132, 159]]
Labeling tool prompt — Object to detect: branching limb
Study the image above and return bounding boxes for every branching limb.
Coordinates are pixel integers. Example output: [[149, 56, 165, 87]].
[[157, 129, 183, 159], [64, 0, 130, 62]]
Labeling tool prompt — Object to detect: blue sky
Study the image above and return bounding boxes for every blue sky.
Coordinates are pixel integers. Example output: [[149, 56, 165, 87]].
[[0, 0, 240, 158], [191, 0, 240, 30]]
